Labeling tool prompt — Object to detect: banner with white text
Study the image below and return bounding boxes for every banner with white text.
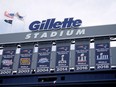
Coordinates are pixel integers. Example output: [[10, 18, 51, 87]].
[[55, 45, 70, 72], [95, 42, 110, 70], [75, 44, 89, 71], [0, 46, 16, 75], [18, 44, 34, 74], [36, 47, 51, 73]]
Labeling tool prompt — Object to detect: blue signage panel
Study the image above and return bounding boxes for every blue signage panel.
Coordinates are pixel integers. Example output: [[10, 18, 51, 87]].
[[55, 46, 70, 72], [18, 49, 33, 74], [36, 47, 51, 73], [95, 43, 110, 69], [0, 50, 15, 74], [75, 45, 89, 71]]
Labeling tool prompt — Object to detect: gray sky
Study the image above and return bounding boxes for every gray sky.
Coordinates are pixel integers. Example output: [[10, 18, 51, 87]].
[[0, 0, 116, 34]]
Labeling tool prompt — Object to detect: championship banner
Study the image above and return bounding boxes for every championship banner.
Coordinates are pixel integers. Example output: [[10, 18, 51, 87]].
[[75, 44, 89, 71], [55, 46, 70, 72], [95, 42, 110, 69], [36, 47, 51, 73], [0, 49, 15, 74], [18, 48, 33, 74]]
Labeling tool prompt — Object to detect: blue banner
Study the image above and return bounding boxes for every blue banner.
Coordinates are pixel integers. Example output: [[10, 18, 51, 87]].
[[75, 45, 89, 71], [18, 49, 33, 74], [0, 50, 15, 74], [95, 43, 110, 69], [36, 47, 51, 73], [55, 46, 70, 72]]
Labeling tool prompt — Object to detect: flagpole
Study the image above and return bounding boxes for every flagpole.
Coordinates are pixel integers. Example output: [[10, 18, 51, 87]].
[[23, 20, 25, 31], [11, 20, 13, 31], [16, 12, 25, 31]]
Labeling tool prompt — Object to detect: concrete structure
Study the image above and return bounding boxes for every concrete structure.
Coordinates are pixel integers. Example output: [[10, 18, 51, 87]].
[[0, 24, 116, 86]]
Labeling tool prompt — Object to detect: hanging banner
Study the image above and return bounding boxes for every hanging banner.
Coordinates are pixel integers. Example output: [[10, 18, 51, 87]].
[[55, 46, 70, 72], [18, 49, 33, 74], [36, 47, 51, 73], [75, 44, 89, 71], [0, 49, 15, 74], [95, 43, 110, 69]]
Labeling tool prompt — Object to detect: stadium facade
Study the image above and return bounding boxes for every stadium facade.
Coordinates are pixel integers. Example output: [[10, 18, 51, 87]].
[[0, 23, 116, 86]]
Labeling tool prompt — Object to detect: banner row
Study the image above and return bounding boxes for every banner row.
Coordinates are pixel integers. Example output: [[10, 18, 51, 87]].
[[0, 39, 111, 75]]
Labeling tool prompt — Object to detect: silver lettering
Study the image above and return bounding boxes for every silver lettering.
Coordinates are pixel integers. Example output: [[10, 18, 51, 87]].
[[50, 31, 57, 37], [76, 29, 85, 35], [25, 34, 31, 39], [66, 30, 74, 36], [34, 33, 39, 38], [25, 29, 85, 40], [59, 31, 64, 36], [40, 32, 47, 38]]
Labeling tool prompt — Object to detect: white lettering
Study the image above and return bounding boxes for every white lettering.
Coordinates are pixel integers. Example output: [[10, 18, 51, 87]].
[[40, 32, 47, 38], [50, 31, 57, 37], [76, 29, 85, 35], [25, 29, 85, 40], [25, 34, 31, 39], [59, 31, 64, 36], [66, 30, 74, 36], [34, 33, 39, 38]]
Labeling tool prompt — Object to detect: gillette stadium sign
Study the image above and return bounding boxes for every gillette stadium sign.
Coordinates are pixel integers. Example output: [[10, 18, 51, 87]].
[[29, 18, 82, 31]]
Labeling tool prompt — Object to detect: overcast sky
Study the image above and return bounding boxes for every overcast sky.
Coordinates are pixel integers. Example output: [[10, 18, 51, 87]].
[[0, 0, 116, 34]]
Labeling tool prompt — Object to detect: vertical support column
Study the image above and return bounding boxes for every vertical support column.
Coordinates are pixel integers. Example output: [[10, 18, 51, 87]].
[[89, 40, 95, 70], [110, 40, 116, 69], [0, 46, 3, 73], [31, 43, 38, 74], [50, 42, 56, 72], [69, 41, 75, 71], [12, 44, 21, 74]]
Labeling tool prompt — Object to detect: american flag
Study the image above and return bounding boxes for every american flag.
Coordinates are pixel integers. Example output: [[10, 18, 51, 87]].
[[16, 12, 24, 20], [4, 11, 15, 19]]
